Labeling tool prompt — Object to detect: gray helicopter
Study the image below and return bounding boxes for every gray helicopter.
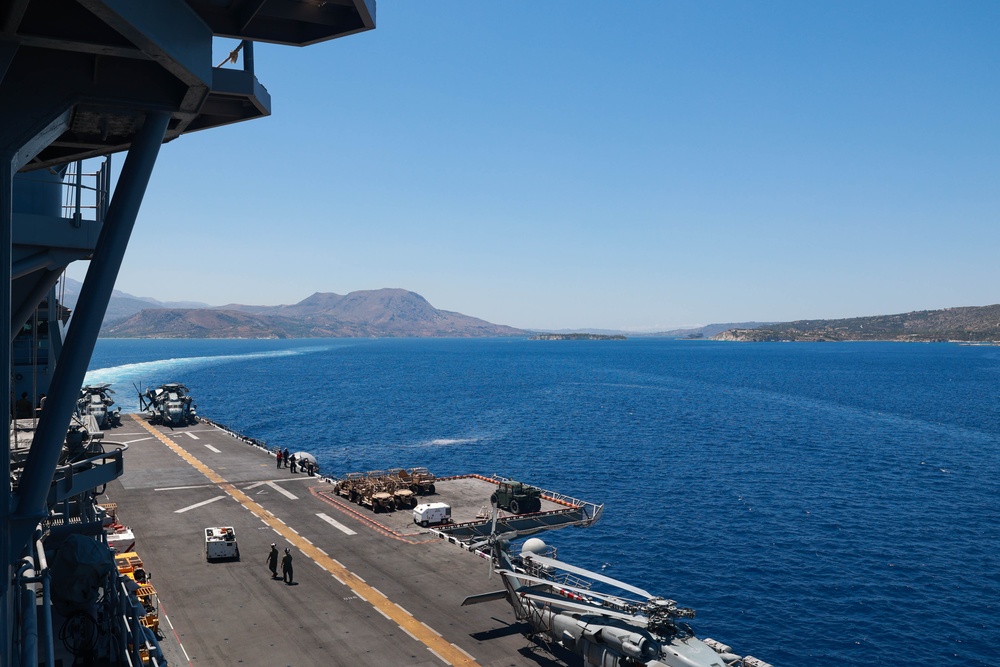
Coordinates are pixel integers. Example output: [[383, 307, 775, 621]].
[[76, 383, 122, 428], [462, 503, 772, 667], [137, 382, 198, 426]]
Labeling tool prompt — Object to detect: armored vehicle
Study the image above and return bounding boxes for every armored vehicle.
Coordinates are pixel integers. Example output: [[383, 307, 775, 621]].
[[491, 480, 542, 515]]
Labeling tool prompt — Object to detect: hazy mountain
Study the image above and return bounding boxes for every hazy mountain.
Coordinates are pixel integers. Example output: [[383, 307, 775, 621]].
[[101, 288, 525, 338], [60, 277, 210, 323], [714, 305, 1000, 342]]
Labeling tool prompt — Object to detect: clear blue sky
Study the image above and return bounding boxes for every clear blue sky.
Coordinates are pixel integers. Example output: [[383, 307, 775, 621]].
[[68, 1, 1000, 331]]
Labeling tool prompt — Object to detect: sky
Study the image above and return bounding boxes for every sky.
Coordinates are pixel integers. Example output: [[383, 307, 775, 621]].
[[65, 1, 1000, 331]]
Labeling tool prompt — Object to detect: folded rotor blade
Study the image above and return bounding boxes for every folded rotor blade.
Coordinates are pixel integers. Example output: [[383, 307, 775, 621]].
[[527, 555, 654, 599], [505, 571, 642, 609], [461, 590, 509, 606], [516, 589, 648, 625]]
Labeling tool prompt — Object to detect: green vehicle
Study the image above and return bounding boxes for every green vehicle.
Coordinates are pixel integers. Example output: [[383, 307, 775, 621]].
[[490, 481, 542, 515]]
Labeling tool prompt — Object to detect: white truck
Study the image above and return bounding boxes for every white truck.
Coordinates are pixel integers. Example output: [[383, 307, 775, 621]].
[[205, 526, 239, 561], [413, 502, 451, 528]]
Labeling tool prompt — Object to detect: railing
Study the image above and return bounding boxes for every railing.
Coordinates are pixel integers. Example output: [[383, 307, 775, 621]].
[[62, 157, 112, 225], [47, 439, 128, 506], [485, 474, 605, 523]]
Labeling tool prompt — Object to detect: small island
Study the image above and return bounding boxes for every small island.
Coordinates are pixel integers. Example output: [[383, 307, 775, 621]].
[[529, 333, 627, 341]]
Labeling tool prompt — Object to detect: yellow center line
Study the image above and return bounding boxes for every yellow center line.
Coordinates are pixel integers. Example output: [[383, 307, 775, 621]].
[[131, 415, 479, 667]]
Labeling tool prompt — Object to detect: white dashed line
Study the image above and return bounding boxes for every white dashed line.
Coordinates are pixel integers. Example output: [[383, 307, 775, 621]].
[[174, 496, 226, 513], [316, 513, 357, 535], [451, 644, 475, 661], [266, 481, 299, 500], [428, 647, 451, 665]]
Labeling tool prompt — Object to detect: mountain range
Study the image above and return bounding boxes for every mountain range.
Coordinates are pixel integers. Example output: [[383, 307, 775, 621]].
[[57, 279, 1000, 341], [90, 285, 525, 338]]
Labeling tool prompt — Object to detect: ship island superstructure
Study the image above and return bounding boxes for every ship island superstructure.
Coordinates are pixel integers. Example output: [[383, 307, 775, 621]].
[[0, 3, 375, 664]]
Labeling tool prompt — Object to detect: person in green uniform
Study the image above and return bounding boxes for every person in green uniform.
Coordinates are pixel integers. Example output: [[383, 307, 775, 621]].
[[266, 543, 279, 579], [281, 548, 293, 584]]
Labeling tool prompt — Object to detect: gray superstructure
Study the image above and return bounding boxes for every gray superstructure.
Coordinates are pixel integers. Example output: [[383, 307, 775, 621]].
[[1, 3, 375, 664]]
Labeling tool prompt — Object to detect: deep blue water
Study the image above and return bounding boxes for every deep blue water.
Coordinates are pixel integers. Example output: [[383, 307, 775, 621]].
[[86, 338, 1000, 667]]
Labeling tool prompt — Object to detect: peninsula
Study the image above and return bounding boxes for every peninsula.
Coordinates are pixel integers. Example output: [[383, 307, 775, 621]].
[[713, 304, 1000, 343]]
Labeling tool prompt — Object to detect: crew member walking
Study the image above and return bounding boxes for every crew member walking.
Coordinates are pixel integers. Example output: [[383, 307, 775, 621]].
[[289, 454, 297, 473], [281, 548, 294, 584], [266, 543, 279, 579], [282, 448, 290, 468]]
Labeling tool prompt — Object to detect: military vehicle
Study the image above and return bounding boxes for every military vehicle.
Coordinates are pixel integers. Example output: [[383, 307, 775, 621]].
[[490, 480, 542, 514], [408, 466, 437, 494], [137, 383, 198, 426], [334, 472, 368, 503], [76, 383, 122, 428], [358, 471, 395, 514], [335, 471, 396, 513], [335, 468, 438, 513]]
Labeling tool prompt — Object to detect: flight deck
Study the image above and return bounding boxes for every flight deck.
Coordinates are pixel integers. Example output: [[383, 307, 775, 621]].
[[102, 414, 599, 667]]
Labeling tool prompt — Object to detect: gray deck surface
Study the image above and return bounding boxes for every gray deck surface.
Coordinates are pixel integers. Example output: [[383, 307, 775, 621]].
[[102, 415, 571, 667]]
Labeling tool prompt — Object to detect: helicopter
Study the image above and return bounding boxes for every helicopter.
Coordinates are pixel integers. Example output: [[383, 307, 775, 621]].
[[76, 383, 122, 428], [462, 502, 771, 667], [136, 382, 198, 426]]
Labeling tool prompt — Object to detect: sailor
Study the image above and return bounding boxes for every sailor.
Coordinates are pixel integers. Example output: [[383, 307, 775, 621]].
[[282, 448, 290, 467], [15, 392, 31, 419], [281, 548, 293, 584], [289, 454, 297, 474], [266, 543, 279, 579], [276, 450, 283, 469], [306, 460, 314, 476]]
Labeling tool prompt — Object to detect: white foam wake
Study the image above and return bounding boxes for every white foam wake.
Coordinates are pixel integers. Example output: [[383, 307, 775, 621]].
[[84, 346, 331, 411]]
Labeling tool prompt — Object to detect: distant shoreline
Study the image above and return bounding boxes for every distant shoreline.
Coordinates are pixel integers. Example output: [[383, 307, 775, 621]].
[[528, 333, 627, 341]]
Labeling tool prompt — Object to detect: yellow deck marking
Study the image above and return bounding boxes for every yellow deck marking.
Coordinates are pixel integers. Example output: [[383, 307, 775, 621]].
[[132, 415, 478, 666]]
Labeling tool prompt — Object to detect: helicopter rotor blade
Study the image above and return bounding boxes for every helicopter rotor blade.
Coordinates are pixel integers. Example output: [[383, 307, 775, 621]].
[[502, 571, 642, 609], [526, 554, 654, 600], [460, 590, 509, 606], [133, 382, 146, 410], [467, 538, 489, 551], [488, 495, 500, 579], [514, 588, 649, 625]]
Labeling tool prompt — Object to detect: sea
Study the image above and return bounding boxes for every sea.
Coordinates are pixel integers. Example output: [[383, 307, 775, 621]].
[[84, 337, 998, 667]]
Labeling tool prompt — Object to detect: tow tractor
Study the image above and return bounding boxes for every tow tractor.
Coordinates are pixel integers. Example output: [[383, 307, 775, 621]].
[[205, 526, 239, 561]]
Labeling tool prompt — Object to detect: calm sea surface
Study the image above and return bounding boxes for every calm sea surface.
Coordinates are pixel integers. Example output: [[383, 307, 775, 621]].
[[86, 338, 999, 667]]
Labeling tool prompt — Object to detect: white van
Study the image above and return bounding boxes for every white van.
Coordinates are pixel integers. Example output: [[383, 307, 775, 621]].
[[413, 503, 451, 528]]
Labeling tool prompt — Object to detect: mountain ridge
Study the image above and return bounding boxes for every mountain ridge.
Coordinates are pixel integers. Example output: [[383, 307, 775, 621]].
[[713, 305, 1000, 342], [99, 288, 525, 339]]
